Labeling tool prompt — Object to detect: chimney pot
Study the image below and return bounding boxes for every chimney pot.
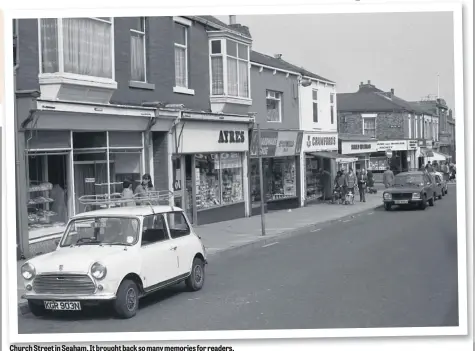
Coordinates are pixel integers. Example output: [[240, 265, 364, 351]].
[[360, 81, 364, 86], [367, 80, 371, 84], [229, 15, 236, 25], [390, 88, 394, 95], [274, 54, 282, 59]]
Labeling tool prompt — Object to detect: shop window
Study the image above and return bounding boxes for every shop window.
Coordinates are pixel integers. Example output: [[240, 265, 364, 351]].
[[266, 90, 282, 122], [363, 117, 376, 137], [195, 154, 221, 209], [108, 131, 142, 147], [312, 89, 318, 123], [130, 17, 146, 82], [250, 157, 297, 202], [39, 17, 114, 79], [194, 153, 244, 210], [166, 211, 191, 239], [220, 153, 243, 205], [27, 154, 70, 237], [109, 151, 143, 194]]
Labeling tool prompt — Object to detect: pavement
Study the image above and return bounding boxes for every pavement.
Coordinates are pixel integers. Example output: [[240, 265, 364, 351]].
[[15, 185, 383, 312], [17, 185, 458, 333]]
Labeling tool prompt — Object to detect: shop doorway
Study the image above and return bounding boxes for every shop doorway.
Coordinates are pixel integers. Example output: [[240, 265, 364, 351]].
[[73, 152, 108, 213], [184, 154, 194, 223]]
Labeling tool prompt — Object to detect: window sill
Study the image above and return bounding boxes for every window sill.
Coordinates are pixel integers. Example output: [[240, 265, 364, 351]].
[[266, 120, 282, 123], [173, 86, 195, 95], [129, 81, 156, 90], [210, 96, 252, 105]]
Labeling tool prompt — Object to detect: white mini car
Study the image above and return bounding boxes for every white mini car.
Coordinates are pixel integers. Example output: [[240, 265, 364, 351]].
[[21, 193, 207, 319]]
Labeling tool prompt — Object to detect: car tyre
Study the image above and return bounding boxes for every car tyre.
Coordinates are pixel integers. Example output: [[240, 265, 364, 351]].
[[419, 196, 427, 210], [428, 194, 435, 206], [384, 203, 392, 211], [185, 257, 205, 292], [438, 192, 443, 200], [28, 300, 47, 317], [114, 279, 139, 319]]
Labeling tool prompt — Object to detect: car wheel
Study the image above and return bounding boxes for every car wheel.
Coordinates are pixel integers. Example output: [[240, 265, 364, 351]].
[[28, 300, 47, 317], [384, 203, 392, 211], [114, 279, 139, 319], [185, 257, 205, 292], [445, 188, 448, 195], [438, 192, 443, 200], [428, 194, 435, 206], [419, 196, 427, 210]]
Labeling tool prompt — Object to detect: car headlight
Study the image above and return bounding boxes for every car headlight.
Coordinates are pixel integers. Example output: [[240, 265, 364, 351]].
[[383, 192, 392, 200], [21, 262, 36, 280], [412, 192, 421, 199], [91, 262, 107, 280]]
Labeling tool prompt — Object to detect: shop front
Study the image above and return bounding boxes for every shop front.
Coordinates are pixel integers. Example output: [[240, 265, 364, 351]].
[[369, 140, 418, 180], [416, 139, 434, 168], [339, 137, 378, 172], [299, 132, 338, 205], [171, 116, 252, 226], [249, 129, 303, 214], [15, 97, 172, 258]]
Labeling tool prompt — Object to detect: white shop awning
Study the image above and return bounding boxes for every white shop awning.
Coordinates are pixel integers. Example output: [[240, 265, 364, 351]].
[[428, 151, 451, 162]]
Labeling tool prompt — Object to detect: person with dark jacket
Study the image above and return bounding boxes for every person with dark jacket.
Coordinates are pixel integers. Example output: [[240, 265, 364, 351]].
[[383, 167, 395, 188], [357, 169, 367, 202]]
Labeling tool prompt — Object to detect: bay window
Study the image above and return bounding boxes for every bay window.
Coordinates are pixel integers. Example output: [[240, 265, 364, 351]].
[[39, 17, 114, 80], [209, 38, 250, 99]]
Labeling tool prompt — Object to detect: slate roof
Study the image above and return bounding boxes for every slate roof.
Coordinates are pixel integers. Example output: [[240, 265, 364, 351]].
[[338, 84, 426, 114], [196, 16, 252, 38], [250, 51, 335, 84]]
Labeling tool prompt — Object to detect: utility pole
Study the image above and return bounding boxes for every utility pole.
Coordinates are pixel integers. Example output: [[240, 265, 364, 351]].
[[256, 123, 266, 236], [437, 73, 440, 99]]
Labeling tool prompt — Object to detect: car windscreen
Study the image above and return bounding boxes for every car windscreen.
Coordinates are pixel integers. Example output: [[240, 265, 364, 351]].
[[393, 174, 425, 187], [60, 217, 140, 247]]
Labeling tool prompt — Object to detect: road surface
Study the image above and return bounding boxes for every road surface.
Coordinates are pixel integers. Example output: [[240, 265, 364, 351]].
[[18, 187, 459, 333]]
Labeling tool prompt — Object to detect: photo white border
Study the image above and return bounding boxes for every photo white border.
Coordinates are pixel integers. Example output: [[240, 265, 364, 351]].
[[1, 0, 470, 347]]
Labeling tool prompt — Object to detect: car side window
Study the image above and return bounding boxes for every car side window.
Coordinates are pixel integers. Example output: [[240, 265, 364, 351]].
[[166, 211, 191, 239], [141, 214, 169, 246]]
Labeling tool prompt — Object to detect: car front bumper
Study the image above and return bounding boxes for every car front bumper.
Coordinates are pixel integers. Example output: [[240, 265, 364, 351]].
[[22, 293, 116, 301], [384, 199, 423, 206]]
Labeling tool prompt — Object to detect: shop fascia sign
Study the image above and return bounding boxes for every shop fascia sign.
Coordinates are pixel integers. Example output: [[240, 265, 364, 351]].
[[303, 132, 338, 152], [218, 130, 246, 144], [376, 140, 409, 152], [250, 130, 303, 157], [341, 140, 377, 154]]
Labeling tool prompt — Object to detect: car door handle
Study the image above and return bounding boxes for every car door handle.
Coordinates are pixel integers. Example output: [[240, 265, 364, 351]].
[[170, 246, 177, 251]]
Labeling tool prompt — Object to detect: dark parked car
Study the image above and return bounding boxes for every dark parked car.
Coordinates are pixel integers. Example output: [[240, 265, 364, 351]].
[[383, 171, 437, 211]]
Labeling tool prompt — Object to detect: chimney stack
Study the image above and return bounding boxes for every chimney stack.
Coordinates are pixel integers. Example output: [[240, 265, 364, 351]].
[[274, 54, 282, 59], [367, 80, 371, 85], [390, 88, 394, 95], [229, 15, 236, 25]]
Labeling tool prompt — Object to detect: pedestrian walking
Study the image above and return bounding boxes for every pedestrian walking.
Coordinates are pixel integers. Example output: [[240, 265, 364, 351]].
[[441, 161, 450, 182], [318, 168, 331, 201], [357, 169, 367, 202], [366, 170, 375, 192], [383, 167, 394, 188], [426, 162, 434, 173]]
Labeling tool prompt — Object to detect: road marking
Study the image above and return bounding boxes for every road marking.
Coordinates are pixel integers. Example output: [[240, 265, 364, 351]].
[[311, 228, 322, 232], [368, 212, 374, 215], [342, 219, 352, 223], [262, 242, 279, 248]]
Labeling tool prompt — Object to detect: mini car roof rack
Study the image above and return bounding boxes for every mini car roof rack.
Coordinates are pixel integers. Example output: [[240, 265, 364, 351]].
[[78, 190, 175, 214]]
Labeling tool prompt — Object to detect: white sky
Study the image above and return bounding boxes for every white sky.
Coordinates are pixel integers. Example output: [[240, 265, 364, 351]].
[[216, 12, 455, 113]]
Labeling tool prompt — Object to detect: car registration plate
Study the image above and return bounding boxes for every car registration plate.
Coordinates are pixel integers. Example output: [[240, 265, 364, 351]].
[[394, 200, 409, 204], [44, 300, 81, 311]]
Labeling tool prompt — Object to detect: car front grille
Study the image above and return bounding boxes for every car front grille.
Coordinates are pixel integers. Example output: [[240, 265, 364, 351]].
[[391, 193, 413, 200], [33, 274, 96, 295]]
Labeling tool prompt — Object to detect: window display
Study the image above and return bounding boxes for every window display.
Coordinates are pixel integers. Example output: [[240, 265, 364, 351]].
[[27, 154, 69, 237], [368, 157, 388, 171], [194, 153, 244, 210], [220, 153, 243, 205], [251, 157, 297, 202], [195, 154, 221, 210], [305, 157, 321, 200]]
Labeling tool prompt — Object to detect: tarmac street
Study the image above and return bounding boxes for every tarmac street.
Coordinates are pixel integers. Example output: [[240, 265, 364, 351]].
[[17, 188, 458, 333]]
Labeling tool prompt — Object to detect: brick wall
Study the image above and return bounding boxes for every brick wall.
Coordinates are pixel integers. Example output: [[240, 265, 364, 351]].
[[152, 131, 169, 192], [338, 111, 409, 140]]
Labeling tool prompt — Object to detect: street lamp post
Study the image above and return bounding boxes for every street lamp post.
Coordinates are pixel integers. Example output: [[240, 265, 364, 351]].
[[256, 123, 266, 236]]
